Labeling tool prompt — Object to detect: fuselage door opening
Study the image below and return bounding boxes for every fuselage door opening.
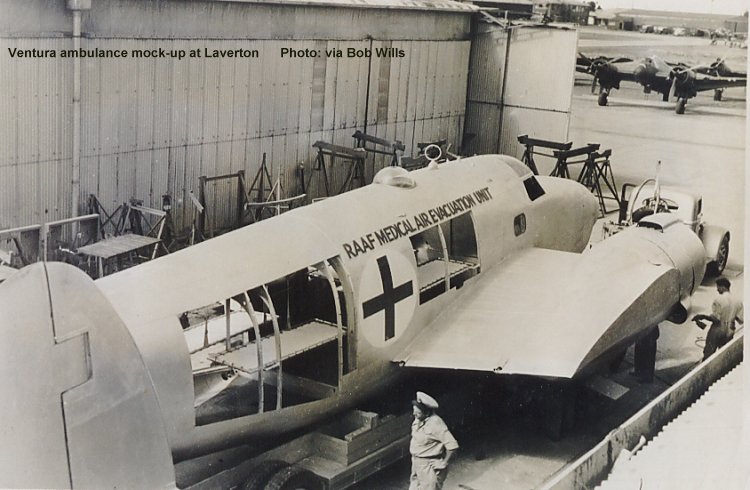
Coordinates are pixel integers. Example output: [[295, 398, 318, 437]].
[[410, 211, 480, 304], [180, 257, 350, 425]]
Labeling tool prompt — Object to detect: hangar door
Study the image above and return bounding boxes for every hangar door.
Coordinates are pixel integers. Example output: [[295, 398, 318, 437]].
[[464, 23, 577, 166]]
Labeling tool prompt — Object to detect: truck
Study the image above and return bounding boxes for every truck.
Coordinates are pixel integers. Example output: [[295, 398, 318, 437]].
[[603, 180, 730, 277]]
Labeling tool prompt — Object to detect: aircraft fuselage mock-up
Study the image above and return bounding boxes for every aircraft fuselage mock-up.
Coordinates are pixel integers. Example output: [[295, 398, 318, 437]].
[[0, 155, 706, 488]]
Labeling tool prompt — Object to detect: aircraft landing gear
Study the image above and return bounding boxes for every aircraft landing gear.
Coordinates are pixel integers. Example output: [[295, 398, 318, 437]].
[[675, 97, 687, 114], [542, 381, 578, 440], [632, 326, 659, 383], [713, 89, 723, 101], [597, 89, 609, 106]]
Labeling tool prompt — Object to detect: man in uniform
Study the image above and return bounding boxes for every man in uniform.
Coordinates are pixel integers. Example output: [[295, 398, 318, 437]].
[[409, 391, 458, 490]]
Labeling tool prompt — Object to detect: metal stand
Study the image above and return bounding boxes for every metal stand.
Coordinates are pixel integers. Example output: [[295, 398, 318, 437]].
[[87, 194, 125, 238], [517, 134, 572, 176], [245, 155, 306, 223], [551, 143, 600, 179], [307, 141, 367, 198], [246, 154, 273, 222], [352, 130, 405, 167], [516, 135, 619, 216], [577, 149, 620, 216], [198, 170, 247, 238], [400, 139, 456, 171]]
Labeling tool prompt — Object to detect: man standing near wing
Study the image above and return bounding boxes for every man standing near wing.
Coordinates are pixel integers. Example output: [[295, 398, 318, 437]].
[[409, 391, 459, 490], [692, 277, 744, 360]]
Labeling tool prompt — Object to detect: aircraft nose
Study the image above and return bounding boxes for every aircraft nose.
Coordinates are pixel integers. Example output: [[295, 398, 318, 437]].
[[579, 185, 599, 225]]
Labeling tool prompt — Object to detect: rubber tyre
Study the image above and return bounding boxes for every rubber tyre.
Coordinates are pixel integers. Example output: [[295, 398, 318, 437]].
[[241, 460, 290, 490], [713, 90, 723, 101], [707, 234, 729, 277], [597, 91, 608, 106], [675, 98, 686, 114], [265, 465, 325, 490]]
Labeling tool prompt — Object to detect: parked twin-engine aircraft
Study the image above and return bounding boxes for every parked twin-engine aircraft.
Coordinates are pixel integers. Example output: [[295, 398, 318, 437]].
[[696, 57, 747, 79], [0, 154, 708, 488], [576, 52, 632, 78], [580, 53, 747, 113], [695, 58, 747, 100]]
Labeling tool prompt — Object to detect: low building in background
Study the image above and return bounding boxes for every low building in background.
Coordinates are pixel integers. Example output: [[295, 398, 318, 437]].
[[589, 8, 742, 33]]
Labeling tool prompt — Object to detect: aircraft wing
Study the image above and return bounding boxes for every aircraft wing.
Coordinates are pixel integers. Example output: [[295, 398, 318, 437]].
[[693, 74, 747, 92], [394, 247, 679, 379]]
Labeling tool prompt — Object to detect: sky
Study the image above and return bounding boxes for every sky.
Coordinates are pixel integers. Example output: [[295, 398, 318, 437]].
[[596, 0, 748, 16]]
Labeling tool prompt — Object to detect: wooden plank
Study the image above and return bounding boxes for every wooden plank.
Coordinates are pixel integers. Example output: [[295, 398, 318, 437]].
[[309, 433, 348, 465], [313, 435, 411, 489], [76, 234, 160, 259], [345, 414, 411, 464]]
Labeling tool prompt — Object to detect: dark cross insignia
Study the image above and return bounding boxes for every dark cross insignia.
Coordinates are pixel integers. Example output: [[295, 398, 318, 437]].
[[362, 255, 413, 341]]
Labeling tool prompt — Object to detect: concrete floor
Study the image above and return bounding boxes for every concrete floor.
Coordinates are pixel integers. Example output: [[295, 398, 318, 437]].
[[352, 28, 746, 490]]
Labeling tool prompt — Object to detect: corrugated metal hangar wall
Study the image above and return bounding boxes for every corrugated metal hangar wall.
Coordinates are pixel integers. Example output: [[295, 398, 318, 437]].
[[0, 0, 576, 239], [464, 23, 577, 159], [0, 0, 474, 233]]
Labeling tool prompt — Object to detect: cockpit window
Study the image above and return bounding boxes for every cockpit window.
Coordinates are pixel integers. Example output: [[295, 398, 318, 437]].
[[523, 176, 545, 201]]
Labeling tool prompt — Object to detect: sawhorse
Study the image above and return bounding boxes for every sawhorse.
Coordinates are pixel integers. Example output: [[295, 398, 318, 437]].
[[88, 194, 126, 239], [517, 134, 572, 176], [352, 130, 405, 167], [308, 141, 367, 197], [577, 149, 619, 216], [551, 143, 600, 179]]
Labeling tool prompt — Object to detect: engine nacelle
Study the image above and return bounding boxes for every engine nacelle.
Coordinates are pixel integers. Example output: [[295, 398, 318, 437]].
[[673, 68, 698, 98], [636, 213, 706, 299], [596, 63, 622, 89], [584, 213, 706, 324]]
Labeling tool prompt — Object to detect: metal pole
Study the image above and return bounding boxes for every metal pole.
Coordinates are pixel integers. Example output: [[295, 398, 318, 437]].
[[71, 9, 82, 238], [225, 299, 231, 352]]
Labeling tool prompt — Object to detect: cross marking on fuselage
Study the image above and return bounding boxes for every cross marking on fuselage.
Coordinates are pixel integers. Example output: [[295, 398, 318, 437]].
[[362, 255, 413, 341]]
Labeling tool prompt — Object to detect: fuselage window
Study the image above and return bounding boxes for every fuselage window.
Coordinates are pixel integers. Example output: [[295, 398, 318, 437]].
[[180, 258, 349, 426], [523, 176, 545, 201], [439, 211, 480, 289], [410, 212, 480, 304], [514, 213, 526, 236], [410, 226, 446, 304]]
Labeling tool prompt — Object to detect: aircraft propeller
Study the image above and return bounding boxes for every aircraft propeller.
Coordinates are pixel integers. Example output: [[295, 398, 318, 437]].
[[666, 65, 690, 100], [668, 75, 677, 101], [577, 53, 632, 94], [709, 57, 727, 75]]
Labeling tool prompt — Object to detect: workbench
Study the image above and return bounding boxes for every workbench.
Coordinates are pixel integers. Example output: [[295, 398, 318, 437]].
[[76, 233, 161, 278]]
